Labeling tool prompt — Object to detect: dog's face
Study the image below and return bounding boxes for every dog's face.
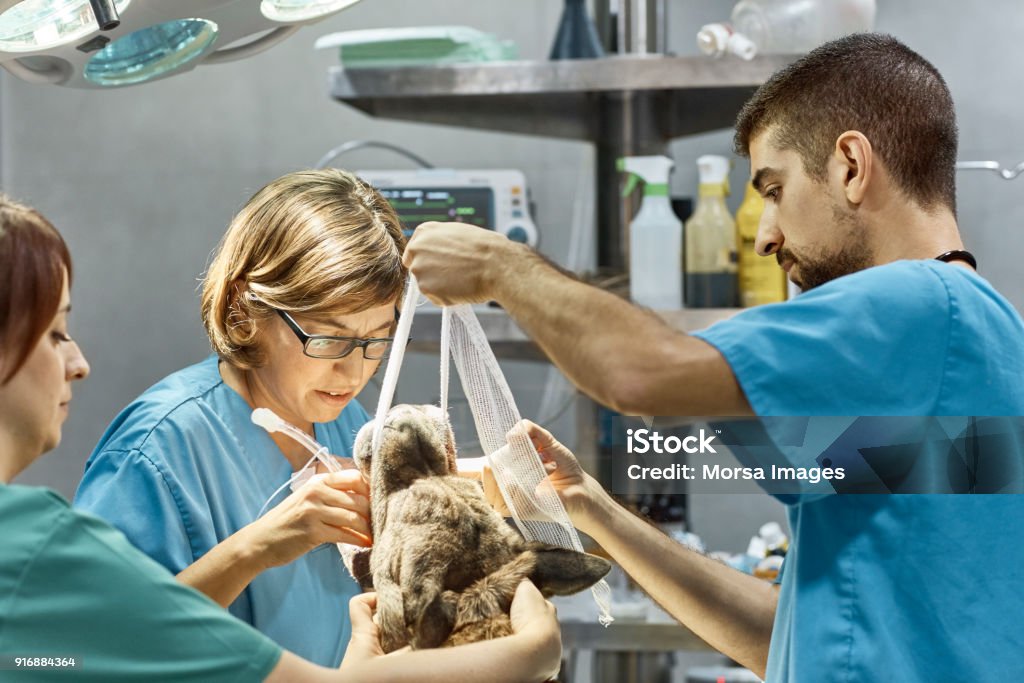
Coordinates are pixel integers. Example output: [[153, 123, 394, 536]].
[[353, 404, 457, 489]]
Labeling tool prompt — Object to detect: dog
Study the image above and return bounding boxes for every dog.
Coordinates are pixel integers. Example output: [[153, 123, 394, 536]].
[[352, 404, 611, 652]]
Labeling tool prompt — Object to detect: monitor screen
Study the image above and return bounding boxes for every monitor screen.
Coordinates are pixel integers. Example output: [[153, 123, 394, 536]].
[[378, 187, 494, 236]]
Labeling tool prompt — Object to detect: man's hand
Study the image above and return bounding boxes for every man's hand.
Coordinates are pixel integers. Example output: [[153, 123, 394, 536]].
[[482, 421, 611, 536], [403, 222, 520, 305]]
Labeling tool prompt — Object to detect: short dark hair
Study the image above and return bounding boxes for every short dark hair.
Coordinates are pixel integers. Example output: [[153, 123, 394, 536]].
[[0, 197, 73, 384], [734, 33, 958, 213]]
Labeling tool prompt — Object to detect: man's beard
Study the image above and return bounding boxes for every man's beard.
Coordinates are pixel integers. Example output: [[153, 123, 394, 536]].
[[780, 204, 873, 291]]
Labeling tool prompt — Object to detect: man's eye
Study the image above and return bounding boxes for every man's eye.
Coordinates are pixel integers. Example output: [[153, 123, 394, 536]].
[[765, 187, 780, 201]]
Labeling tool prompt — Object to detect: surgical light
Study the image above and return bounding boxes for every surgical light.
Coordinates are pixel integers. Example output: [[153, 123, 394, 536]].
[[0, 0, 364, 88], [83, 18, 218, 87], [0, 0, 129, 52]]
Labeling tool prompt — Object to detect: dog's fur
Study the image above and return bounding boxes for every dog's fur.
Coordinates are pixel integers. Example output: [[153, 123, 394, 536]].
[[352, 404, 611, 652]]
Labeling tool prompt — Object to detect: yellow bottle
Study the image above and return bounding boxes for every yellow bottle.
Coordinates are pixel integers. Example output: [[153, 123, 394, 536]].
[[685, 155, 738, 307], [737, 181, 787, 306]]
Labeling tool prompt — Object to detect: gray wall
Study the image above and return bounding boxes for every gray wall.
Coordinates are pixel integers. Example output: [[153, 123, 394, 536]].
[[4, 0, 1024, 557]]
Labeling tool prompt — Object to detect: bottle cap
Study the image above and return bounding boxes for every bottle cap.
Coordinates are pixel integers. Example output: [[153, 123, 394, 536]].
[[728, 31, 757, 60], [759, 521, 787, 548], [697, 154, 731, 185], [697, 23, 732, 57]]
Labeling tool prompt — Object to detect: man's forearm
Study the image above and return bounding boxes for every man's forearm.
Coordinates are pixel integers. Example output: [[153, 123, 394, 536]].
[[581, 494, 776, 678], [491, 245, 751, 416]]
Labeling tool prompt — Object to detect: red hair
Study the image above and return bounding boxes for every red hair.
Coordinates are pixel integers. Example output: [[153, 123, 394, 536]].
[[0, 197, 72, 384]]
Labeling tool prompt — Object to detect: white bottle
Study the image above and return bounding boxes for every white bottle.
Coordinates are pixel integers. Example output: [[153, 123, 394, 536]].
[[697, 0, 876, 60], [619, 155, 683, 310]]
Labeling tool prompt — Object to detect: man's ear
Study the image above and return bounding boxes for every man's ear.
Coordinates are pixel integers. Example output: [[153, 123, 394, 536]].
[[833, 130, 873, 205]]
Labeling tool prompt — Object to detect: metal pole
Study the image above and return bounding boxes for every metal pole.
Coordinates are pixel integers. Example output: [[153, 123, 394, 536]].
[[652, 0, 668, 54], [595, 91, 669, 271], [631, 0, 647, 55], [592, 0, 671, 272], [592, 0, 614, 52]]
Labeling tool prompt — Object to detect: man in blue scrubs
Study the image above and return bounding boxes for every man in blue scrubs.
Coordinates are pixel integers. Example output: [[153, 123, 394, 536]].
[[402, 34, 1024, 681]]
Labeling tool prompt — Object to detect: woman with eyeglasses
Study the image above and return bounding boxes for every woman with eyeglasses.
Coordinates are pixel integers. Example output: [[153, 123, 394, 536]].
[[0, 194, 563, 683], [74, 169, 405, 667]]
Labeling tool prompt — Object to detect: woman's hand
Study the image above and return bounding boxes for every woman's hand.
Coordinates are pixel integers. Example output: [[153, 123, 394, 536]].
[[246, 470, 372, 569], [509, 580, 562, 680], [340, 593, 388, 668], [482, 420, 610, 535], [337, 583, 561, 683]]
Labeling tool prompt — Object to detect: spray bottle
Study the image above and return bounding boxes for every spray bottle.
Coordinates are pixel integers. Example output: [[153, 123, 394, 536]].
[[685, 155, 738, 307], [618, 155, 683, 310]]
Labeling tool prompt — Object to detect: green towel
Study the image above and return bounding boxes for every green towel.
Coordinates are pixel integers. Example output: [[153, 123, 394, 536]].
[[314, 26, 518, 68]]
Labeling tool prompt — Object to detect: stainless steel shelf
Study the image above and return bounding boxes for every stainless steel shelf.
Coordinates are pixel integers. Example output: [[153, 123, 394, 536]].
[[329, 54, 795, 140], [408, 307, 741, 361]]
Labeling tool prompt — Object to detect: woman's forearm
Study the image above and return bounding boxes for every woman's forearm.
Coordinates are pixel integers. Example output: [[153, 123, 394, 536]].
[[177, 526, 267, 608]]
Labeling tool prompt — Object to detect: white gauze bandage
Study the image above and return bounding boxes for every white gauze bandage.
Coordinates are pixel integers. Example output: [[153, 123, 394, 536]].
[[373, 276, 613, 626]]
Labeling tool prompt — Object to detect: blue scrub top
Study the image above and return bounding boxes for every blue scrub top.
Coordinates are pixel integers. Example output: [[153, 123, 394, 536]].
[[695, 261, 1024, 682], [75, 355, 369, 667]]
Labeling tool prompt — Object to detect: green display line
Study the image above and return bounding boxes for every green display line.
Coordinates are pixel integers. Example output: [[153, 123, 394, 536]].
[[391, 202, 453, 209], [401, 215, 487, 224]]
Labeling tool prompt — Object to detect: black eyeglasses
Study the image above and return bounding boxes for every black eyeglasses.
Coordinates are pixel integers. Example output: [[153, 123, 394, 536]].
[[276, 309, 397, 360]]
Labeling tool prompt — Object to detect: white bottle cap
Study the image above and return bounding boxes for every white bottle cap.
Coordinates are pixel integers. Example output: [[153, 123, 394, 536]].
[[697, 23, 732, 57], [746, 535, 768, 558], [759, 521, 787, 547], [728, 31, 757, 60], [697, 154, 731, 185]]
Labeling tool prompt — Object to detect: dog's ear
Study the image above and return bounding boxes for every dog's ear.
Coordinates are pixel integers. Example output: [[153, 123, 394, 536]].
[[528, 543, 612, 596]]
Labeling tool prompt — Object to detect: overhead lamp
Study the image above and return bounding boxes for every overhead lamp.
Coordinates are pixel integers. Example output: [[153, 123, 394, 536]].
[[0, 0, 129, 52], [0, 0, 364, 88]]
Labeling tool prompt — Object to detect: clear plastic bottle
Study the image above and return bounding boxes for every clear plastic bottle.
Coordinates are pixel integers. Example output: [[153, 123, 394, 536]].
[[685, 155, 738, 308], [697, 0, 875, 60]]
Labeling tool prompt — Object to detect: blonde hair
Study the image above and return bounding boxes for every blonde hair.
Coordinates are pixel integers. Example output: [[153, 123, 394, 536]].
[[201, 169, 407, 368]]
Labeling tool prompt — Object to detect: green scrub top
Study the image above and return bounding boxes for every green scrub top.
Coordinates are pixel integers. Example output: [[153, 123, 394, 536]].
[[0, 483, 282, 682]]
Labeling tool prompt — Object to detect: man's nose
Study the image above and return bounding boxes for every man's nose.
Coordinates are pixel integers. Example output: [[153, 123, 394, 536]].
[[754, 207, 784, 257]]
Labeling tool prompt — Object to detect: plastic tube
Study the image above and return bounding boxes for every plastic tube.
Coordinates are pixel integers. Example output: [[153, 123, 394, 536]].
[[251, 407, 337, 472]]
